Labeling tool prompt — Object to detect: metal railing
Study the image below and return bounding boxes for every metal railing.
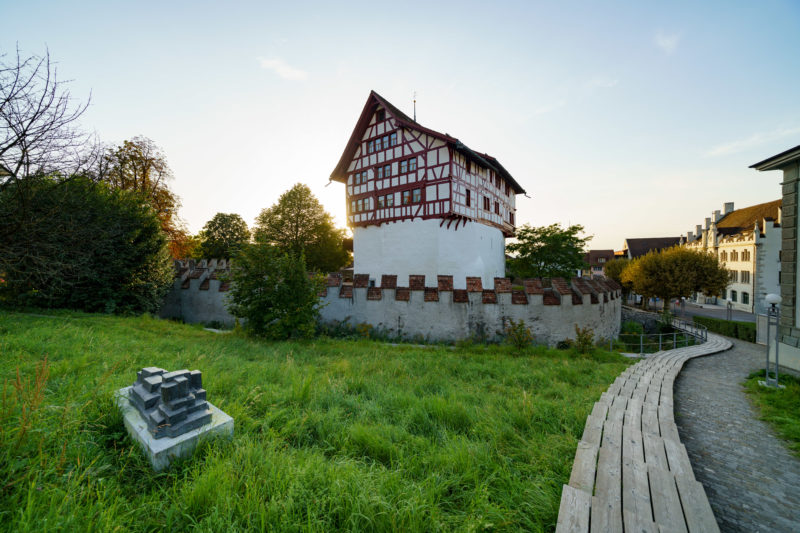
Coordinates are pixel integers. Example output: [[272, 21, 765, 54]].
[[612, 316, 708, 355]]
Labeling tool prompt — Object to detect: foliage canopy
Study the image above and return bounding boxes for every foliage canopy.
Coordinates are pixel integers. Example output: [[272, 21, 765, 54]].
[[0, 175, 173, 313], [102, 137, 187, 257], [506, 223, 591, 279], [226, 243, 323, 339], [254, 183, 350, 272], [621, 247, 729, 312], [199, 213, 250, 259]]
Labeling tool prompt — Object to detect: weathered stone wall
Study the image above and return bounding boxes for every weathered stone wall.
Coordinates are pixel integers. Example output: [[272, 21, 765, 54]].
[[319, 273, 621, 345], [621, 306, 662, 333], [159, 259, 235, 326], [160, 261, 622, 345]]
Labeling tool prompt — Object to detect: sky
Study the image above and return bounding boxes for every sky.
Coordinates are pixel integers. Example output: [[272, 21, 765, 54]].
[[3, 0, 800, 249]]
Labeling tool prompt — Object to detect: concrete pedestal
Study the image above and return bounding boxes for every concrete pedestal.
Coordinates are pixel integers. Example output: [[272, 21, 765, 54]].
[[116, 386, 234, 471]]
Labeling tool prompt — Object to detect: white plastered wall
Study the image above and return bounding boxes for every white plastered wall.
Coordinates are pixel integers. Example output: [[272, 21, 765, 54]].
[[353, 219, 505, 288]]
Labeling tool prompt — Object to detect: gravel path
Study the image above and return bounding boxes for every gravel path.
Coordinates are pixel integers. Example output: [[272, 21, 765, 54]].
[[673, 339, 800, 532]]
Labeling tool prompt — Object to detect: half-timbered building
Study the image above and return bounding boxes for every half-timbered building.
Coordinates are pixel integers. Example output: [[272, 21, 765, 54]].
[[330, 91, 526, 288]]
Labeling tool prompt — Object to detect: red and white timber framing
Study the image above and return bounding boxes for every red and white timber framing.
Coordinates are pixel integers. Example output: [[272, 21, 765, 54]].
[[330, 90, 526, 238]]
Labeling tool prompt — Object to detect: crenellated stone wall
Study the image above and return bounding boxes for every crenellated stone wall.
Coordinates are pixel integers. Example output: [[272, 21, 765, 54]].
[[319, 273, 621, 345], [159, 261, 622, 344]]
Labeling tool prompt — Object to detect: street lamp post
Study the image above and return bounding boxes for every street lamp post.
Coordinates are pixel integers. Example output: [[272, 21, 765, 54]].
[[761, 293, 784, 389]]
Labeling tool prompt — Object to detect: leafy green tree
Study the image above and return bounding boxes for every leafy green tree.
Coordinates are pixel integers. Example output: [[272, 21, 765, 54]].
[[603, 258, 632, 300], [198, 213, 250, 259], [0, 175, 173, 313], [102, 137, 187, 257], [254, 184, 350, 272], [622, 247, 728, 313], [506, 223, 591, 279], [225, 244, 323, 339]]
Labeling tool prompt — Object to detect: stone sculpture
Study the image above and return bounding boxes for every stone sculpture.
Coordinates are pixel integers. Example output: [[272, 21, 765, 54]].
[[129, 367, 212, 439]]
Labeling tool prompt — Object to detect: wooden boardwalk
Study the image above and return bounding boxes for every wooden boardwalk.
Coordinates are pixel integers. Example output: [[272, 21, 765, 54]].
[[556, 333, 732, 533]]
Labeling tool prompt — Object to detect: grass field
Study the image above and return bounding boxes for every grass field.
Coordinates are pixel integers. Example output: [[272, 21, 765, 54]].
[[0, 311, 630, 532], [744, 371, 800, 457]]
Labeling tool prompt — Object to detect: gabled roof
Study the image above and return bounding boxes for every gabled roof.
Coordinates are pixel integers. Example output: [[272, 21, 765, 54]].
[[750, 144, 800, 171], [584, 249, 615, 266], [624, 237, 681, 258], [716, 199, 781, 235], [330, 90, 526, 194]]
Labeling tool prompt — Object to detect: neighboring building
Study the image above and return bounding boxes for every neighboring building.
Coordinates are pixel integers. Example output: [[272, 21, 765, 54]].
[[620, 237, 682, 259], [683, 200, 781, 314], [582, 249, 615, 277], [330, 91, 525, 288], [751, 144, 800, 372]]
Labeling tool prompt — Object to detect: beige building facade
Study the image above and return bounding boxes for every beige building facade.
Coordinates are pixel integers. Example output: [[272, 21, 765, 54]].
[[683, 200, 781, 315]]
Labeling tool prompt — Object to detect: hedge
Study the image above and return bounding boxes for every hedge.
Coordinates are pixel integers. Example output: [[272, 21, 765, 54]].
[[693, 315, 757, 342]]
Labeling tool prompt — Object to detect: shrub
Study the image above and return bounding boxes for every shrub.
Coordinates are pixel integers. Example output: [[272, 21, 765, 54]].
[[0, 175, 173, 313], [503, 318, 534, 351], [693, 316, 755, 342], [225, 244, 323, 339], [621, 320, 644, 335], [574, 324, 595, 354]]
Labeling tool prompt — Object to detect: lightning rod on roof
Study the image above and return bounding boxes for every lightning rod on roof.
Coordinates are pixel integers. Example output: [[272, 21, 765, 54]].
[[413, 90, 417, 122]]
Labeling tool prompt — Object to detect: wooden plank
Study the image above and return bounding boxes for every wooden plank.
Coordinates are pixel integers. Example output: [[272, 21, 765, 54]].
[[569, 440, 599, 493], [582, 412, 605, 448], [555, 484, 592, 533], [623, 510, 658, 533], [663, 439, 695, 480], [648, 465, 688, 533], [675, 476, 720, 533], [624, 398, 643, 430], [622, 424, 644, 463], [642, 405, 660, 436], [643, 432, 669, 470], [659, 419, 681, 444], [591, 494, 622, 533], [607, 404, 625, 425], [594, 443, 622, 530], [591, 400, 609, 421], [622, 455, 652, 522], [602, 420, 623, 450]]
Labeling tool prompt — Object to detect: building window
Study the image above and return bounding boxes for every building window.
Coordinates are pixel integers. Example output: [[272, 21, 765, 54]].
[[494, 201, 499, 214], [742, 292, 749, 305], [402, 190, 411, 205], [483, 197, 490, 211], [354, 170, 368, 185], [367, 140, 374, 154], [413, 188, 421, 203], [351, 200, 355, 213], [599, 258, 606, 263], [741, 271, 750, 284], [377, 166, 383, 179], [720, 251, 728, 262], [466, 189, 471, 207], [730, 290, 737, 302], [729, 270, 738, 282], [376, 109, 385, 121], [357, 199, 364, 212], [409, 158, 417, 172], [386, 194, 394, 207], [509, 212, 514, 225], [390, 132, 397, 146], [742, 250, 751, 261], [732, 250, 739, 261], [377, 196, 385, 209]]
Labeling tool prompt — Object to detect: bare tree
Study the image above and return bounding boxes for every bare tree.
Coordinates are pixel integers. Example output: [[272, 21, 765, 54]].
[[0, 45, 97, 191]]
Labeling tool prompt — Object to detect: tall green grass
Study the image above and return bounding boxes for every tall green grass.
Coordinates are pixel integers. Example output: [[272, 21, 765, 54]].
[[0, 311, 630, 531], [744, 370, 800, 457]]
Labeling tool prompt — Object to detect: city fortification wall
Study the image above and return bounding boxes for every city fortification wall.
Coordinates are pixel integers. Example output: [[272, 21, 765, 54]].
[[160, 260, 622, 345]]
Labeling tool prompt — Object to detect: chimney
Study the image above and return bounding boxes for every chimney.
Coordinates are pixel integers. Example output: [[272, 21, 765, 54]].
[[713, 210, 722, 222], [724, 202, 734, 215], [687, 231, 694, 242], [705, 217, 711, 229]]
